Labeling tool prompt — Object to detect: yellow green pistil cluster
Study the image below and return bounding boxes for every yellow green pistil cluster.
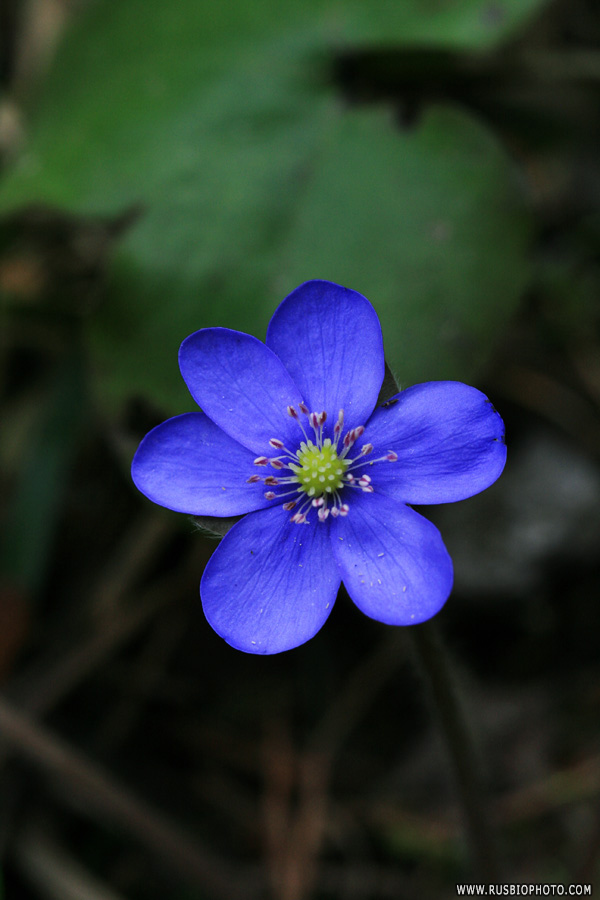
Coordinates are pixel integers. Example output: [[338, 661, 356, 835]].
[[290, 439, 349, 498]]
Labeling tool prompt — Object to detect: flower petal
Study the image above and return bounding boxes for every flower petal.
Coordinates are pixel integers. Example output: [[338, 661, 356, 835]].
[[131, 412, 272, 515], [201, 508, 341, 654], [365, 382, 507, 504], [179, 328, 304, 454], [330, 491, 453, 625], [266, 281, 384, 434]]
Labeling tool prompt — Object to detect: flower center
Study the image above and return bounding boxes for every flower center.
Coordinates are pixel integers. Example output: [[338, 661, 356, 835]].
[[290, 440, 349, 498], [248, 404, 398, 524]]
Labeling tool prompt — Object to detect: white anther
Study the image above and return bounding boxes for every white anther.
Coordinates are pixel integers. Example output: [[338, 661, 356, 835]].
[[286, 406, 298, 419], [360, 443, 374, 456], [254, 456, 268, 466], [269, 438, 285, 449], [270, 459, 284, 469], [318, 507, 329, 522], [312, 497, 324, 507], [299, 402, 309, 414], [339, 504, 349, 516], [265, 491, 276, 500], [246, 474, 260, 483], [386, 451, 398, 462]]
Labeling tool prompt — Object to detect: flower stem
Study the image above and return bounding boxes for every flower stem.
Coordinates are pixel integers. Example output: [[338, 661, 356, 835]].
[[409, 620, 500, 882]]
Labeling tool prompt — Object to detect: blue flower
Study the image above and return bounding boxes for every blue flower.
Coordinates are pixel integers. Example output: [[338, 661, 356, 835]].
[[132, 281, 506, 654]]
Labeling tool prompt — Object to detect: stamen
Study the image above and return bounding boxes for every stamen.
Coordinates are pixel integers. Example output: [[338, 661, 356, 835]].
[[386, 451, 398, 462], [286, 406, 298, 419], [339, 504, 349, 516], [269, 438, 285, 449], [283, 500, 297, 510], [254, 456, 268, 466], [341, 425, 365, 453], [246, 474, 261, 483], [265, 491, 277, 500], [274, 487, 304, 500], [299, 402, 309, 414], [318, 507, 329, 522], [264, 476, 279, 486], [270, 459, 284, 470], [360, 443, 374, 456]]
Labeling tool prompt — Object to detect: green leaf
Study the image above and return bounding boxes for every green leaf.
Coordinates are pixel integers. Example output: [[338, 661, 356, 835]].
[[0, 0, 537, 415], [0, 345, 87, 594], [279, 103, 532, 388], [311, 0, 547, 47]]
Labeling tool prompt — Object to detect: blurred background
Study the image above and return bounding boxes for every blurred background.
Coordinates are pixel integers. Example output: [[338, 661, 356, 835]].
[[1, 0, 600, 897]]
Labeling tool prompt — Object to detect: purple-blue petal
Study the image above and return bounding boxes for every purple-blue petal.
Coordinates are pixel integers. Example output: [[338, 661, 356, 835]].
[[179, 328, 304, 455], [266, 281, 385, 436], [365, 382, 507, 504], [201, 508, 341, 654], [131, 412, 271, 516], [330, 491, 453, 625]]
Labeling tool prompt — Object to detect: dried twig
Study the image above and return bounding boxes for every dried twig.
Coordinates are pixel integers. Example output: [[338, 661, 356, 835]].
[[0, 522, 198, 767], [309, 629, 406, 757], [89, 511, 174, 620], [14, 822, 130, 900], [0, 696, 252, 900], [92, 605, 188, 754], [260, 630, 408, 900]]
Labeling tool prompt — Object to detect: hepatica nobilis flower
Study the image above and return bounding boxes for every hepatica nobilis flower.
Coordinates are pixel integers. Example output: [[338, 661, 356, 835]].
[[132, 281, 506, 654]]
